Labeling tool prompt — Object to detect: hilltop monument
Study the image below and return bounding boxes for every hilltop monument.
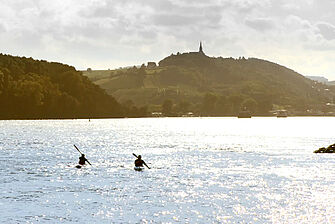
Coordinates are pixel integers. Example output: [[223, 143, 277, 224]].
[[199, 41, 204, 54]]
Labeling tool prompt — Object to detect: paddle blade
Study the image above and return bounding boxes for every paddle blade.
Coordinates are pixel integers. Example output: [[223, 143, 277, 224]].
[[144, 163, 151, 169]]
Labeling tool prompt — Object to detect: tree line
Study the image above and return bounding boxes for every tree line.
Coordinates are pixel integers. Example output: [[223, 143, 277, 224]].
[[0, 54, 146, 119]]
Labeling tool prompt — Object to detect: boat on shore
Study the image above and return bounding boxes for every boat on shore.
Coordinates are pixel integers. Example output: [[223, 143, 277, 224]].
[[276, 110, 288, 118]]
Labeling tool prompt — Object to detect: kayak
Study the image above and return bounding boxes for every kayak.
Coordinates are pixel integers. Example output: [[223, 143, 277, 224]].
[[134, 166, 144, 171], [76, 164, 86, 169]]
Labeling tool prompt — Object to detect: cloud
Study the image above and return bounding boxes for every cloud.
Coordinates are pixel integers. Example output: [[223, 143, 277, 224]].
[[245, 18, 275, 31], [317, 22, 335, 40], [1, 0, 335, 79], [284, 15, 314, 30], [152, 14, 198, 27], [0, 22, 5, 33], [230, 0, 271, 10]]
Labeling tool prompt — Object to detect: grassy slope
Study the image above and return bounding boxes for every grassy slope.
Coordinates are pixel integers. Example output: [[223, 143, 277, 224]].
[[82, 53, 331, 113]]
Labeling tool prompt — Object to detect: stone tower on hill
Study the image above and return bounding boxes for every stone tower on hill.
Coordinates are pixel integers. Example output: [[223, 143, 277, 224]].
[[199, 41, 205, 55]]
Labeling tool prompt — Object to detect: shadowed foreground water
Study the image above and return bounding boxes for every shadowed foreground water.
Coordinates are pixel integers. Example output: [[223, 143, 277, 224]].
[[1, 117, 335, 223]]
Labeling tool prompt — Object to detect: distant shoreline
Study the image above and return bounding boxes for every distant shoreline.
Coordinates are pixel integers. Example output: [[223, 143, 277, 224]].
[[1, 115, 335, 121]]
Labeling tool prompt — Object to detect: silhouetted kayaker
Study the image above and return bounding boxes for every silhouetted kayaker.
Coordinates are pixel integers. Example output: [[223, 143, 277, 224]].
[[134, 155, 150, 169], [79, 154, 88, 165]]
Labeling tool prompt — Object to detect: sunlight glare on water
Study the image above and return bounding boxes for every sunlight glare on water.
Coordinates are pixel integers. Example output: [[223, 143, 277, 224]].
[[1, 117, 335, 223]]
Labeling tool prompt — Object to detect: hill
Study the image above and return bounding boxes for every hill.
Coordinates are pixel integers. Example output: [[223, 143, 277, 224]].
[[0, 54, 125, 119], [84, 51, 335, 116]]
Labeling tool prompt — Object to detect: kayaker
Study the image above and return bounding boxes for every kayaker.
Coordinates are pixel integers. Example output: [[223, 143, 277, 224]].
[[78, 154, 88, 165], [135, 155, 150, 169]]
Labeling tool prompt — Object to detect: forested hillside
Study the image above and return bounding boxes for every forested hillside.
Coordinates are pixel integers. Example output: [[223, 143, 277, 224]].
[[0, 54, 125, 119], [85, 52, 334, 116]]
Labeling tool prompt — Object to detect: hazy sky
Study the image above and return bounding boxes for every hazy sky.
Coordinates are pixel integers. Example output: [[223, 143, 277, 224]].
[[1, 0, 335, 79]]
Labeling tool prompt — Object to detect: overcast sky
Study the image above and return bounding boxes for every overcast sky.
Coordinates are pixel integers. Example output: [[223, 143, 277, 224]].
[[1, 0, 335, 79]]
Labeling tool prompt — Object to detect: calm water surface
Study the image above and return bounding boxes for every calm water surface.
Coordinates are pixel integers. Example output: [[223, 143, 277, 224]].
[[1, 117, 335, 223]]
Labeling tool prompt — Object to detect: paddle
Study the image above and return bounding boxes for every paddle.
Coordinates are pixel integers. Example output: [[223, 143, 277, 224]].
[[74, 144, 92, 166], [133, 153, 151, 169]]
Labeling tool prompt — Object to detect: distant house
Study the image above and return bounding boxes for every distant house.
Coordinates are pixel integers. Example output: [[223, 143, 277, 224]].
[[305, 76, 329, 84], [147, 62, 157, 69], [151, 112, 162, 117]]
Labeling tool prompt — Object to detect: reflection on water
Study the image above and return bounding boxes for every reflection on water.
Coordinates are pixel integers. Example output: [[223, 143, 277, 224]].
[[1, 117, 335, 223]]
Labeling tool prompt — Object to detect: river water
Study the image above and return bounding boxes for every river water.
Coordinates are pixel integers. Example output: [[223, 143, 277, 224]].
[[1, 117, 335, 223]]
